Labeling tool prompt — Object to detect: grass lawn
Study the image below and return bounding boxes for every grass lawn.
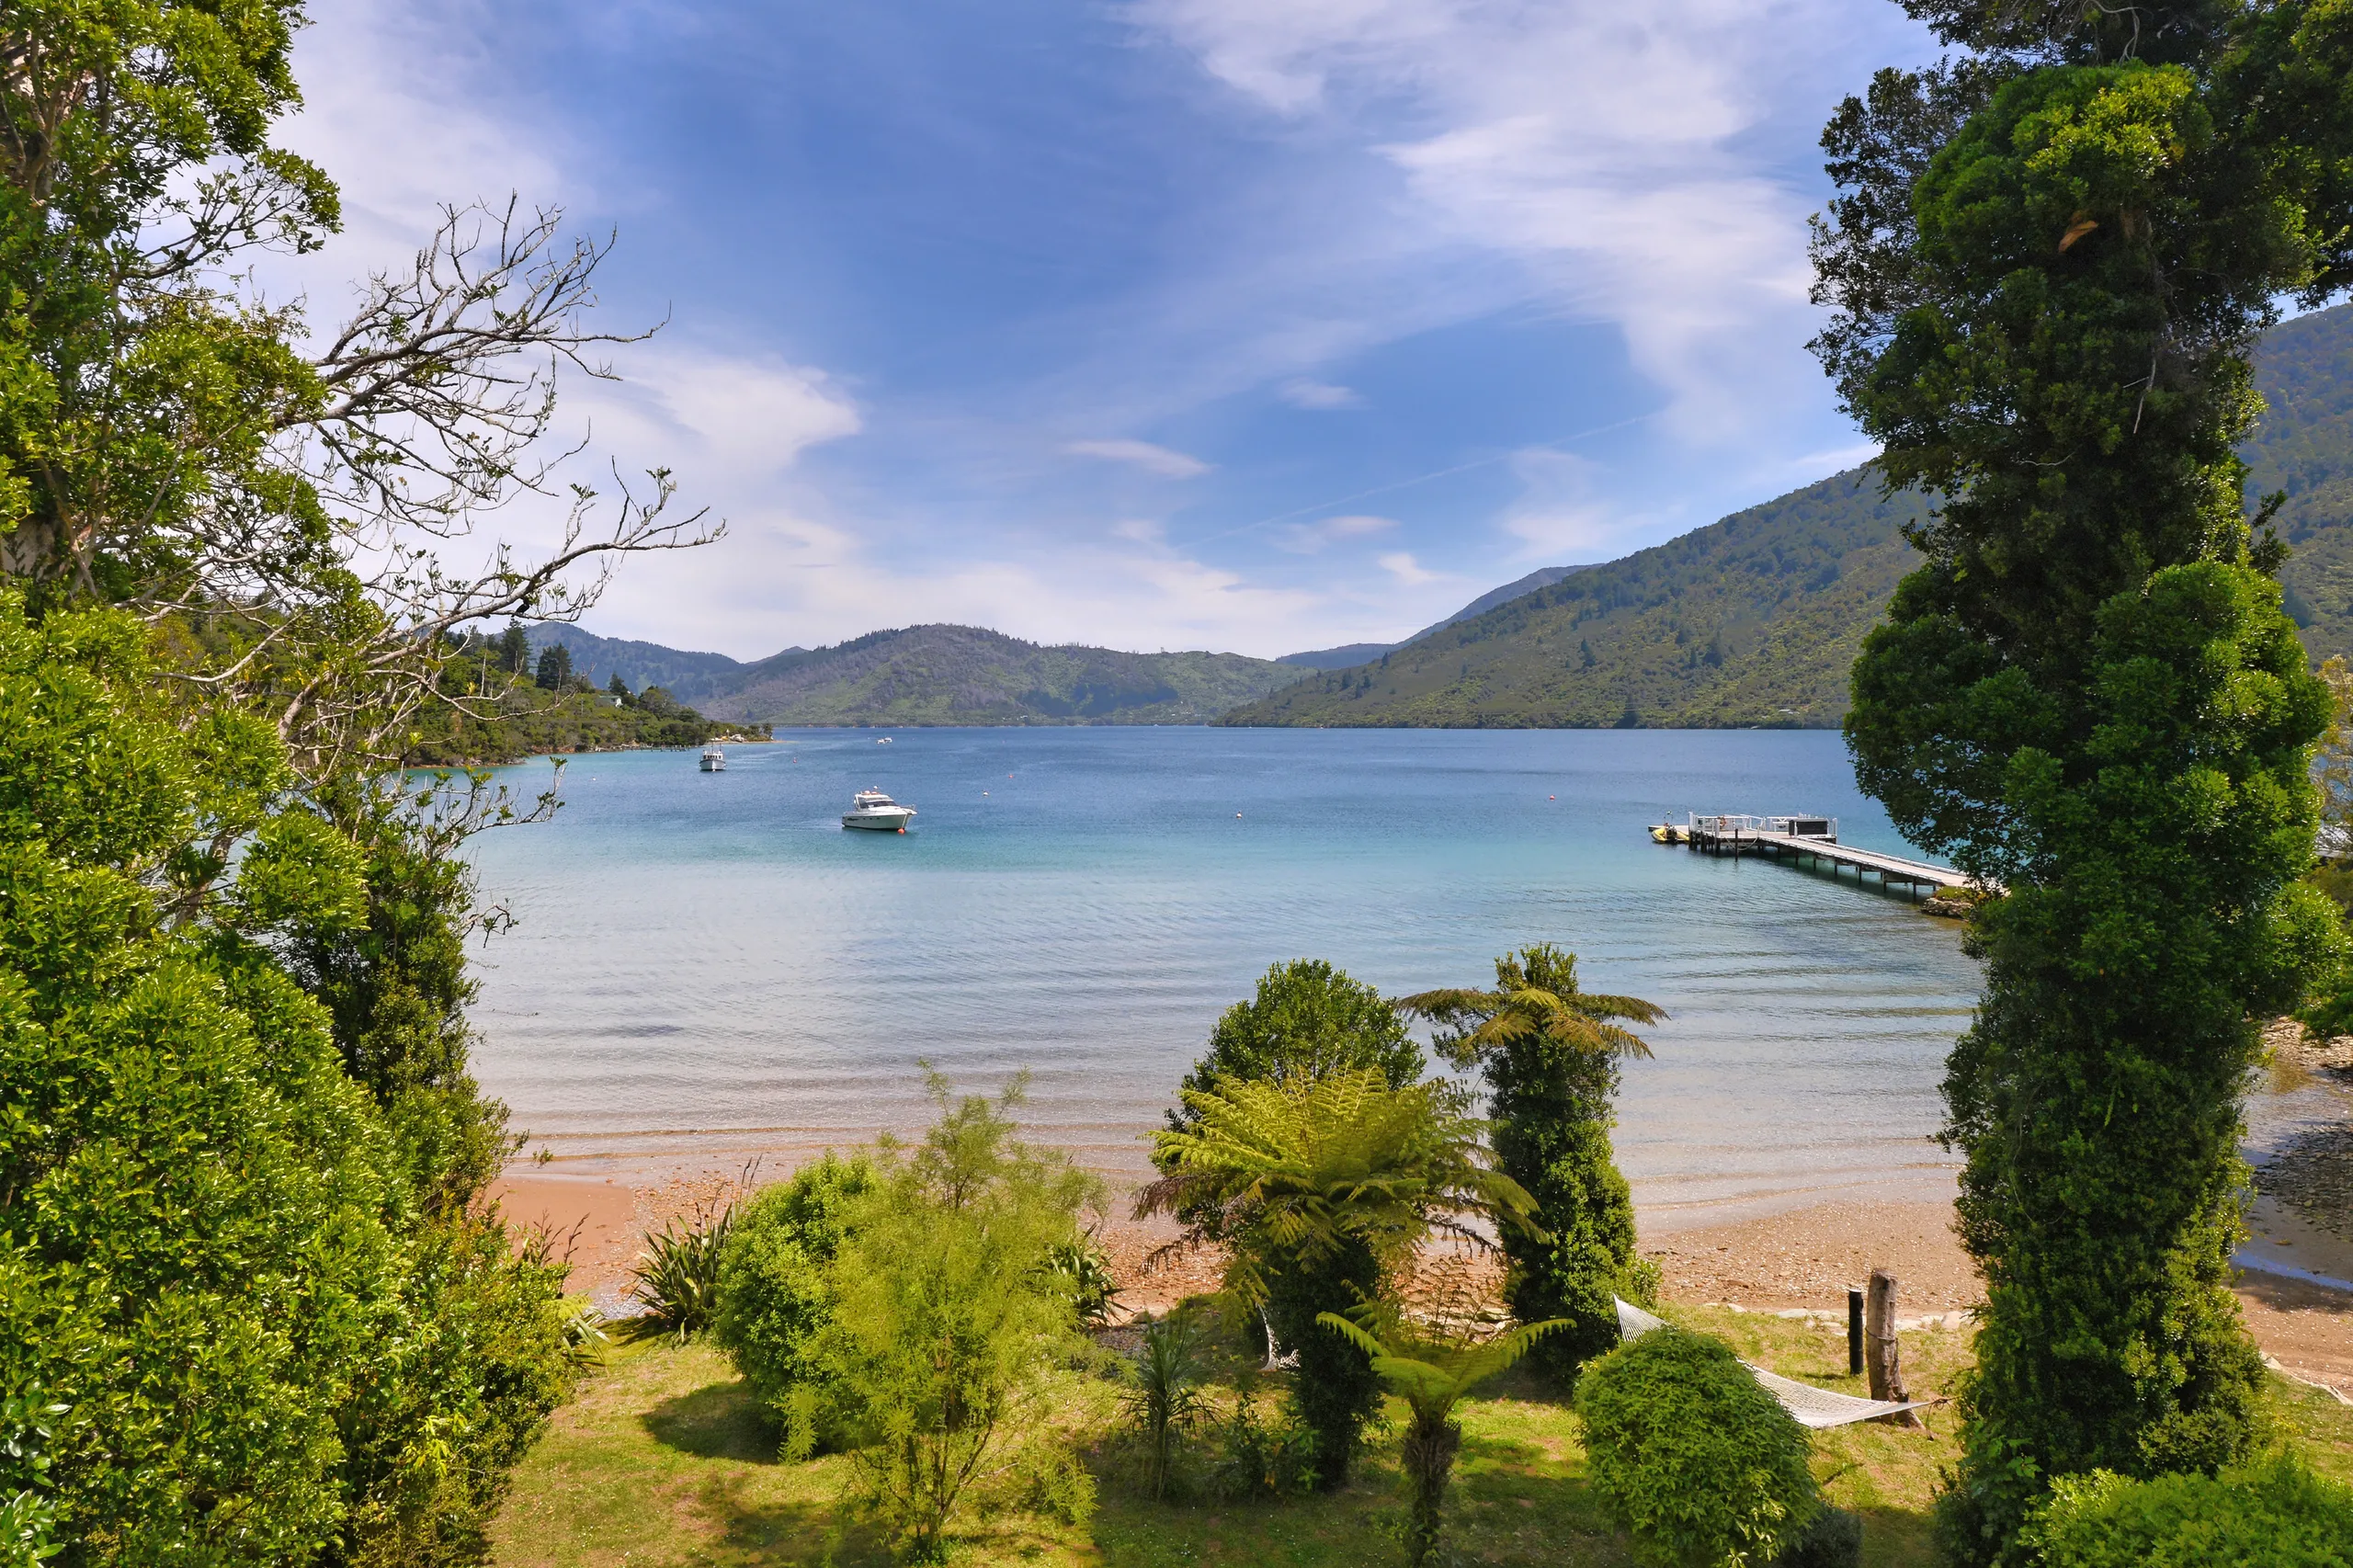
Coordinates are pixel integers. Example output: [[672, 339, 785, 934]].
[[489, 1305, 2353, 1567]]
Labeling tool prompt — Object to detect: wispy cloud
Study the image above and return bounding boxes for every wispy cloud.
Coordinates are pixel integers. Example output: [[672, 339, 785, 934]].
[[1378, 551, 1442, 585], [1063, 438, 1214, 478], [1279, 377, 1363, 410], [1276, 512, 1398, 553]]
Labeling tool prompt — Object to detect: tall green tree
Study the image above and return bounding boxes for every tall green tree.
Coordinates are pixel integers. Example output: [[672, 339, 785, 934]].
[[1173, 959, 1424, 1123], [1141, 1067, 1538, 1490], [1813, 6, 2353, 1559], [1400, 945, 1663, 1379]]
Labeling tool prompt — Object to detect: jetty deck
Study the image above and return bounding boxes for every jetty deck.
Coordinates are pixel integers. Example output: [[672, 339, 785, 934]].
[[1672, 814, 1999, 899]]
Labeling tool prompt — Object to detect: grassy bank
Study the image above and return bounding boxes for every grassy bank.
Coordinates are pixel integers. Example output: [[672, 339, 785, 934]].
[[488, 1303, 2353, 1566]]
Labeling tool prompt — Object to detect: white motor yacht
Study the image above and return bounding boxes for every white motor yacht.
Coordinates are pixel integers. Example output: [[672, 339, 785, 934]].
[[699, 746, 725, 772], [843, 789, 916, 832]]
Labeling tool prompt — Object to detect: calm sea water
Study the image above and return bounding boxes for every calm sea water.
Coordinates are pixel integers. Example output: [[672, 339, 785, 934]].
[[465, 728, 1982, 1220]]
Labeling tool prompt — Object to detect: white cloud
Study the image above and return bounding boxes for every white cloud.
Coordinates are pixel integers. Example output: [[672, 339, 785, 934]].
[[1063, 438, 1214, 478], [1378, 551, 1441, 585], [1279, 377, 1364, 409], [1276, 512, 1399, 553], [1495, 447, 1658, 557], [1134, 0, 1875, 447], [1111, 517, 1167, 543], [568, 349, 863, 478]]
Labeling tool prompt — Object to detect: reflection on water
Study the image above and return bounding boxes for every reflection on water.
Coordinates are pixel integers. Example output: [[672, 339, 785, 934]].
[[466, 728, 1980, 1217]]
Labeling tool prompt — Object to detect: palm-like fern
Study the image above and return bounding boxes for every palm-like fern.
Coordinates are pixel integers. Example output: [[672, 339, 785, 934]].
[[1136, 1066, 1541, 1487], [1137, 1067, 1539, 1312], [1317, 1274, 1565, 1567], [1398, 945, 1665, 1377], [1397, 944, 1665, 1070]]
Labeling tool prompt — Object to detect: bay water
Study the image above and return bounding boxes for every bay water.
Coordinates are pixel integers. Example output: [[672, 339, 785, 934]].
[[466, 728, 1982, 1221]]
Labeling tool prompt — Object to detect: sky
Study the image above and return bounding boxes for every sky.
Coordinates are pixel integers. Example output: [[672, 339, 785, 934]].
[[280, 0, 1941, 661]]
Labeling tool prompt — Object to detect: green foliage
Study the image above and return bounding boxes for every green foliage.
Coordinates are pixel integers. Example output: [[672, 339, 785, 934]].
[[533, 643, 573, 691], [1120, 1315, 1208, 1502], [0, 1392, 66, 1566], [1777, 1505, 1863, 1568], [1317, 1283, 1564, 1567], [712, 1153, 878, 1456], [1043, 1235, 1120, 1329], [809, 1074, 1101, 1562], [1175, 958, 1425, 1130], [630, 1205, 734, 1346], [0, 595, 575, 1565], [2026, 1455, 2353, 1568], [1812, 7, 2353, 1559], [1142, 1067, 1539, 1488], [1206, 1388, 1321, 1502], [1402, 945, 1664, 1379], [1574, 1328, 1823, 1568]]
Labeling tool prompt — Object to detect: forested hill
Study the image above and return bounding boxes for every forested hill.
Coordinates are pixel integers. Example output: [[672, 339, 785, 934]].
[[1226, 301, 2353, 729], [688, 624, 1305, 726], [1223, 473, 1934, 728]]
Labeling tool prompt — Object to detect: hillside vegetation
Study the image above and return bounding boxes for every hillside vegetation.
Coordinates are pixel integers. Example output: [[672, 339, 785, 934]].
[[691, 623, 1305, 726], [1225, 475, 1934, 727], [1228, 301, 2353, 729]]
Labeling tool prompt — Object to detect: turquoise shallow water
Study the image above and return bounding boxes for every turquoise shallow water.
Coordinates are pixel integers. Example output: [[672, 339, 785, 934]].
[[466, 727, 1980, 1216]]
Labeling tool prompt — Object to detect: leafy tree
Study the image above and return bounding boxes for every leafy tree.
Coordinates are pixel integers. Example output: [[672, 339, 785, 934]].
[[1141, 1068, 1538, 1490], [1813, 6, 2353, 1559], [1173, 959, 1424, 1121], [1317, 1274, 1563, 1566], [810, 1075, 1101, 1562], [1400, 945, 1664, 1378]]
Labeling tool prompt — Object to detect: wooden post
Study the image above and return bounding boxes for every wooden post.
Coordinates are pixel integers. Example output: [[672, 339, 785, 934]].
[[1865, 1269, 1923, 1426], [1847, 1287, 1865, 1377]]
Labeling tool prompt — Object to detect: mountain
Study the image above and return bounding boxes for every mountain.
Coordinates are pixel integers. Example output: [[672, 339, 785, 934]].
[[1279, 565, 1596, 668], [688, 624, 1304, 726], [1224, 474, 1931, 727], [1225, 301, 2353, 729], [521, 624, 758, 702]]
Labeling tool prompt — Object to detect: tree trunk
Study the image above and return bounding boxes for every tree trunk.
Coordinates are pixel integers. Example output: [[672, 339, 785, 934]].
[[1865, 1268, 1922, 1427]]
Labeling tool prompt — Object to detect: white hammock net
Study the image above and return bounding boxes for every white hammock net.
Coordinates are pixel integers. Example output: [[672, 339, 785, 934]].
[[1614, 1298, 1935, 1430]]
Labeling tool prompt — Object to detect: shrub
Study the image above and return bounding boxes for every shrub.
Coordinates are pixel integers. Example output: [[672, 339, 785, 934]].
[[1207, 1389, 1319, 1501], [2027, 1455, 2353, 1568], [813, 1076, 1101, 1562], [712, 1153, 878, 1454], [1120, 1315, 1206, 1501], [1574, 1327, 1821, 1568], [1777, 1505, 1862, 1568], [629, 1205, 733, 1344], [1043, 1235, 1120, 1329]]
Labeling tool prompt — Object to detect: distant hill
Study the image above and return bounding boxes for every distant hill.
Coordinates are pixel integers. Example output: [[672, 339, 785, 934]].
[[1226, 301, 2353, 729], [1280, 565, 1594, 668], [1225, 474, 1931, 728], [688, 624, 1303, 726], [521, 624, 758, 703]]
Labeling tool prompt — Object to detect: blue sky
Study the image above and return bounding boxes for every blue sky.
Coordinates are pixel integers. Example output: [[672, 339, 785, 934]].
[[286, 0, 1938, 659]]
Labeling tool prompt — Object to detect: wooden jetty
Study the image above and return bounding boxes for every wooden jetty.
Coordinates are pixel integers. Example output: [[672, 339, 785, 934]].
[[1656, 813, 1999, 900]]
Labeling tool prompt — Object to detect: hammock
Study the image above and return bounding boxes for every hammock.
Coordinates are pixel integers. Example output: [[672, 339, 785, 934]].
[[1614, 1298, 1938, 1430]]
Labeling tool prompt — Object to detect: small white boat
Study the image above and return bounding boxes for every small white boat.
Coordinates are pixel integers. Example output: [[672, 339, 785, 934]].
[[699, 746, 725, 773], [843, 789, 915, 832]]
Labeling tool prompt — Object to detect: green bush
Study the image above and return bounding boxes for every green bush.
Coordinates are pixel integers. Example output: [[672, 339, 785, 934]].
[[2028, 1456, 2353, 1568], [712, 1153, 877, 1455], [1777, 1505, 1861, 1568], [1207, 1389, 1319, 1502], [1574, 1327, 1821, 1568]]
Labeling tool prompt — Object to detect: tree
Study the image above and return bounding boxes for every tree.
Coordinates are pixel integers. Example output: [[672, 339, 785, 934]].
[[1318, 1274, 1563, 1566], [1813, 7, 2353, 1559], [1140, 1067, 1539, 1490], [1173, 959, 1423, 1124], [534, 642, 573, 691], [1399, 945, 1664, 1379], [811, 1074, 1101, 1562], [497, 623, 532, 675], [607, 671, 631, 701]]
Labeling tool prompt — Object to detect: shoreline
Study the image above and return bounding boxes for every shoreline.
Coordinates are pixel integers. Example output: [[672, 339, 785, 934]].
[[489, 1174, 2350, 1403]]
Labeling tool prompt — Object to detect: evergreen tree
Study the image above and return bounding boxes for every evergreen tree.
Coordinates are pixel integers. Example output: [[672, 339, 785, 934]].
[[497, 623, 533, 675], [1400, 945, 1663, 1380], [534, 642, 573, 691], [608, 671, 631, 700], [1814, 6, 2353, 1559]]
